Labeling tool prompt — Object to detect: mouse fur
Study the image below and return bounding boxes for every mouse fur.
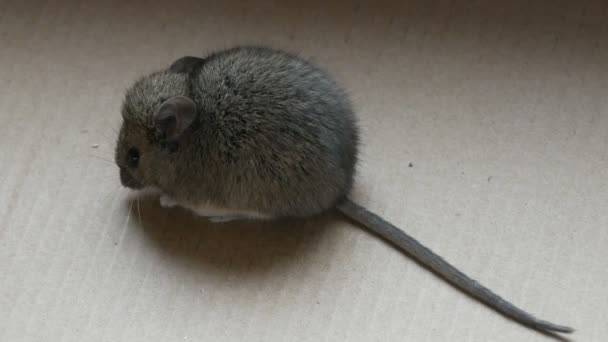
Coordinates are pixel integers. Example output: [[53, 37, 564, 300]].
[[117, 46, 357, 219]]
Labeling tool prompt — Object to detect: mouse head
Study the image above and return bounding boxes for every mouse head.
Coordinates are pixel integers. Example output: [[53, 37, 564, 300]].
[[115, 70, 197, 190]]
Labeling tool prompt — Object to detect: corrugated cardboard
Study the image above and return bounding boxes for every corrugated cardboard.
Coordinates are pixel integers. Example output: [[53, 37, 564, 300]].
[[1, 0, 606, 341]]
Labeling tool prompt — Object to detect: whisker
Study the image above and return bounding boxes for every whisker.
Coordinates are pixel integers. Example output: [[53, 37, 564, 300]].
[[126, 198, 134, 225], [137, 197, 142, 225]]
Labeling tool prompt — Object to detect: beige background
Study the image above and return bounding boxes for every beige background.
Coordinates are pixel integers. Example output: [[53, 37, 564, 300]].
[[1, 0, 607, 341]]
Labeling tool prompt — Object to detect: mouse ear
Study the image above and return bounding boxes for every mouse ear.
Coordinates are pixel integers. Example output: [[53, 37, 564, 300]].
[[169, 56, 205, 73], [155, 96, 197, 142]]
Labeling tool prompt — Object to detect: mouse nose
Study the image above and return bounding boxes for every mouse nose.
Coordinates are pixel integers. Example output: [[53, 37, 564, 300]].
[[119, 167, 143, 189]]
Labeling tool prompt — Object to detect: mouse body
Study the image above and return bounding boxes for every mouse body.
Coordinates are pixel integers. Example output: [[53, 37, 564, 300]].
[[117, 47, 357, 222], [115, 46, 573, 334]]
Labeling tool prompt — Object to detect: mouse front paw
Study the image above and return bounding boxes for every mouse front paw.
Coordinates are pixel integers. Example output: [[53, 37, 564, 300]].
[[159, 194, 178, 208], [208, 216, 239, 223]]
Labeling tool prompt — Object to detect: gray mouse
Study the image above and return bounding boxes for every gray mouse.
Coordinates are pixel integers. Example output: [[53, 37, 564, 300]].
[[114, 46, 573, 335]]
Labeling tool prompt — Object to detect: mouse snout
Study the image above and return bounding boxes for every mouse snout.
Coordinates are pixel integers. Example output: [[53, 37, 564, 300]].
[[119, 167, 143, 189]]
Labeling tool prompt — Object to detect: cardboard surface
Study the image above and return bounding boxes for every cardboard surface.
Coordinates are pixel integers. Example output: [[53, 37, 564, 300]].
[[1, 1, 607, 341]]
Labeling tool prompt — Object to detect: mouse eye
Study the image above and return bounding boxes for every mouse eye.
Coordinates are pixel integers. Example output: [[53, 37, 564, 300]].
[[127, 147, 140, 168]]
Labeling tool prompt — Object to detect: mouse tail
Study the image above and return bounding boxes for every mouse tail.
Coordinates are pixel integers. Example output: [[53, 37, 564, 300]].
[[336, 198, 574, 334]]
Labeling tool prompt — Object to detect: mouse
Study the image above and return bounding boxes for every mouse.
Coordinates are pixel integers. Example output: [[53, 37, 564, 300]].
[[114, 46, 573, 335]]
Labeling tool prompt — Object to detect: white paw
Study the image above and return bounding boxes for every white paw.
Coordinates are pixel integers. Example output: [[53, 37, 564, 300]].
[[159, 194, 178, 208], [208, 216, 240, 223]]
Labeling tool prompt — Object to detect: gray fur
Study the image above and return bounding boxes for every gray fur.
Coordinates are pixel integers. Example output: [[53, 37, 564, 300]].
[[115, 46, 572, 335], [117, 46, 357, 217]]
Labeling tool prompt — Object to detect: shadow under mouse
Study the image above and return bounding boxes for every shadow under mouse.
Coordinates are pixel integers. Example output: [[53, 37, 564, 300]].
[[124, 194, 338, 281]]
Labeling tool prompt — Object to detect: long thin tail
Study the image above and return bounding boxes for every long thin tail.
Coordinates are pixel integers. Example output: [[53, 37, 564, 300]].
[[336, 198, 574, 334]]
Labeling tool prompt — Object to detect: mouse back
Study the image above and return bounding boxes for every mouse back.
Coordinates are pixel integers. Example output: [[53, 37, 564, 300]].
[[178, 47, 359, 217]]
